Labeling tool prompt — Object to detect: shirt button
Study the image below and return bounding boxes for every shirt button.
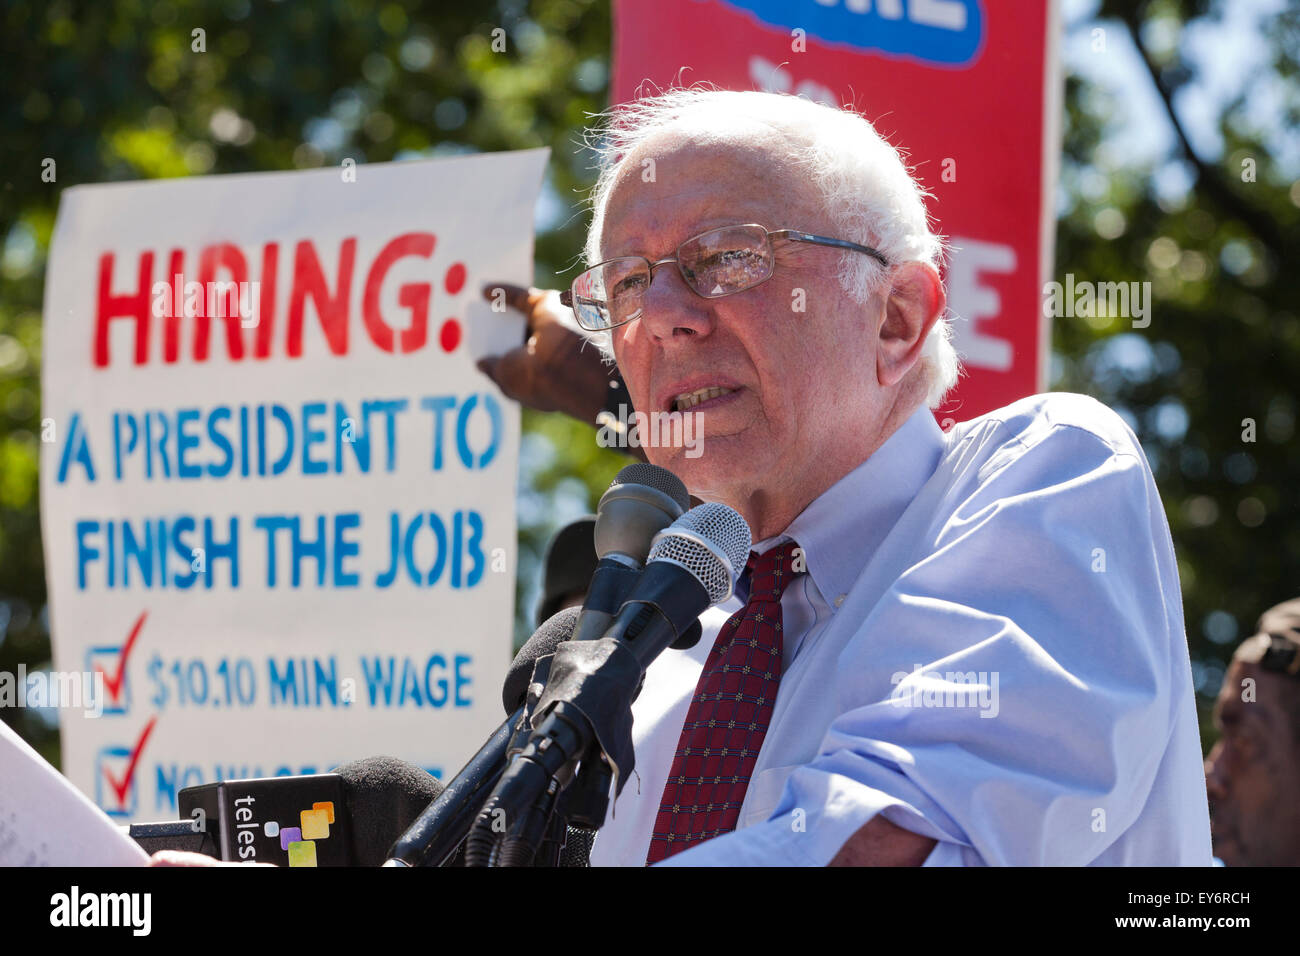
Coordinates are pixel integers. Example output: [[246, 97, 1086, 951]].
[[834, 594, 846, 608]]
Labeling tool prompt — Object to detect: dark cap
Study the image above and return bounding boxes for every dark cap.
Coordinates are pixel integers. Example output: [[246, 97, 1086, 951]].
[[1236, 598, 1300, 678], [536, 516, 598, 628]]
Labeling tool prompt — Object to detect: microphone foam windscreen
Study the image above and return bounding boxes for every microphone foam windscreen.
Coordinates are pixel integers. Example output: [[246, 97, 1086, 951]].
[[502, 605, 583, 714], [332, 756, 444, 867]]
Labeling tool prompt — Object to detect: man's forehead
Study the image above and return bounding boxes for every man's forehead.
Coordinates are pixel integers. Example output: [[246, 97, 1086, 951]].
[[603, 201, 785, 259], [600, 136, 818, 258]]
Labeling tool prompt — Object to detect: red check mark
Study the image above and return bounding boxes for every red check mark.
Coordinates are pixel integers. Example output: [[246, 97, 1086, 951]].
[[102, 715, 158, 810], [96, 610, 147, 706]]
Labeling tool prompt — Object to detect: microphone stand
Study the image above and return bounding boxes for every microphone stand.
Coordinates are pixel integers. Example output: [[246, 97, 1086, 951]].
[[527, 740, 613, 867], [384, 713, 517, 867], [386, 653, 557, 867]]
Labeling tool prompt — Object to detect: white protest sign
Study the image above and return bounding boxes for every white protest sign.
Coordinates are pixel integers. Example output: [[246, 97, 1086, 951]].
[[41, 149, 547, 822]]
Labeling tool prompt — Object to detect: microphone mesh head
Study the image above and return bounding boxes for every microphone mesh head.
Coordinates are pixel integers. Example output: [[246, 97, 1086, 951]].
[[648, 503, 752, 604], [611, 463, 690, 511]]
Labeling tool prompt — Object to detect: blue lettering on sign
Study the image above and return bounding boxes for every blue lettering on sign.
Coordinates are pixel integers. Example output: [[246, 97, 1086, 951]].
[[153, 763, 323, 812], [359, 653, 475, 709], [724, 0, 984, 66]]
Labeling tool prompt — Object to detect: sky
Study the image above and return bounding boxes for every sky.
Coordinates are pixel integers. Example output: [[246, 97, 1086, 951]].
[[1062, 0, 1295, 190]]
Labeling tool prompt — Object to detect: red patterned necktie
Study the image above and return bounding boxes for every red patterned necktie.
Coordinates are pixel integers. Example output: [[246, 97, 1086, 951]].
[[646, 540, 802, 864]]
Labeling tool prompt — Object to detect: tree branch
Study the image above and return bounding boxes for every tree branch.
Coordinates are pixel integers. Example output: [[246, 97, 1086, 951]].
[[1117, 9, 1288, 253]]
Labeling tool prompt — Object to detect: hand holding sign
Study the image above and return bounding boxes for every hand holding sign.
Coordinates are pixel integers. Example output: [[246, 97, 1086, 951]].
[[476, 282, 616, 424]]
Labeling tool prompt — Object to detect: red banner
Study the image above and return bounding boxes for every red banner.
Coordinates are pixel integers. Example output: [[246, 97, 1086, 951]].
[[612, 0, 1060, 421]]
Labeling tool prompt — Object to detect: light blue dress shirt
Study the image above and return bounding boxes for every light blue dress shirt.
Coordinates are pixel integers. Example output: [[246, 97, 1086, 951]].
[[589, 392, 1213, 866]]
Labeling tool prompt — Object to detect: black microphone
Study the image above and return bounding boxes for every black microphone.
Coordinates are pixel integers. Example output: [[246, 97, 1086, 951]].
[[504, 600, 703, 864], [386, 468, 685, 868], [384, 606, 583, 867], [126, 756, 444, 866], [505, 604, 672, 867], [465, 503, 750, 866], [571, 463, 690, 645], [595, 502, 751, 670]]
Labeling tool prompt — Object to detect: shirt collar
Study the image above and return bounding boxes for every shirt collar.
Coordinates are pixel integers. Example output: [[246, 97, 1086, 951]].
[[747, 404, 946, 605]]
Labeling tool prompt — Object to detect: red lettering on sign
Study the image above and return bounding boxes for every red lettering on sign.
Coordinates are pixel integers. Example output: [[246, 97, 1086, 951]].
[[254, 242, 279, 360], [196, 242, 249, 362], [287, 238, 356, 357], [363, 232, 435, 354], [91, 232, 465, 367], [94, 252, 154, 368]]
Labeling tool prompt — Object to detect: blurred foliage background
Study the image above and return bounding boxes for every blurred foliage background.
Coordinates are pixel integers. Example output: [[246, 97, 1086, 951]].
[[0, 0, 1296, 766]]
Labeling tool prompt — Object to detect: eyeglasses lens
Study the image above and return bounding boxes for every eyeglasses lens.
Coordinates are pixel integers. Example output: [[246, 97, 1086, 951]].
[[570, 225, 774, 330]]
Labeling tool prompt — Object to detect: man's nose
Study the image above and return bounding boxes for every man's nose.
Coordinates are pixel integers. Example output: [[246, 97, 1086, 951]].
[[637, 262, 714, 342]]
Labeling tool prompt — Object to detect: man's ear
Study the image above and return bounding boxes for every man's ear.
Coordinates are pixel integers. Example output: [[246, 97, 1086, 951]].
[[877, 261, 945, 388]]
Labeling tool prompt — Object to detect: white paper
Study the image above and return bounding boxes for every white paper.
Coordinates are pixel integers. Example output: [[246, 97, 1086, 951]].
[[0, 719, 148, 866]]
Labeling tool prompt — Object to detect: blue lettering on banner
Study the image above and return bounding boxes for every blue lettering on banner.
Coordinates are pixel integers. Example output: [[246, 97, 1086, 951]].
[[421, 392, 502, 471], [58, 412, 96, 483], [269, 404, 294, 475], [75, 515, 236, 589], [455, 393, 502, 469], [334, 512, 361, 587], [724, 0, 984, 66], [153, 763, 325, 813], [176, 408, 202, 478], [154, 763, 205, 812], [422, 395, 456, 471], [374, 509, 486, 589], [359, 653, 474, 708], [73, 509, 488, 591], [301, 401, 328, 475], [70, 393, 502, 485], [268, 656, 339, 707], [207, 407, 234, 477]]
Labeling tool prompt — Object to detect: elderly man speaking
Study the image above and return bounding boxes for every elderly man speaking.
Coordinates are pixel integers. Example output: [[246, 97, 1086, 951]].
[[481, 89, 1211, 866]]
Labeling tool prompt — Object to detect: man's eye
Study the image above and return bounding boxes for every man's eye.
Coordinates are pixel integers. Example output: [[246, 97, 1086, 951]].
[[699, 249, 766, 281], [611, 274, 647, 297], [702, 249, 756, 267]]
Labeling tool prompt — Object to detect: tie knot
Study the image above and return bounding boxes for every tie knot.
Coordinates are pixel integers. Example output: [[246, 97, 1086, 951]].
[[744, 540, 803, 604]]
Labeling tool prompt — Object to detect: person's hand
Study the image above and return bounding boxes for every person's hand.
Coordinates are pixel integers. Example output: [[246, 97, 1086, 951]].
[[476, 283, 615, 424]]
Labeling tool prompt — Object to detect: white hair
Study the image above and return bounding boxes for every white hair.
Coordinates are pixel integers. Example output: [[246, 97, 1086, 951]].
[[579, 88, 959, 408]]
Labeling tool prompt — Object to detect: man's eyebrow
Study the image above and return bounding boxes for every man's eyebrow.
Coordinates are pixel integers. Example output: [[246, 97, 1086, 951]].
[[607, 216, 765, 260]]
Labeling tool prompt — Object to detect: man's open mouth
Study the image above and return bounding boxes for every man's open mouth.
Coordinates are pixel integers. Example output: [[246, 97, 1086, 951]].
[[672, 386, 737, 412]]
